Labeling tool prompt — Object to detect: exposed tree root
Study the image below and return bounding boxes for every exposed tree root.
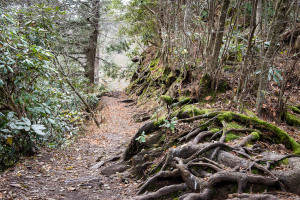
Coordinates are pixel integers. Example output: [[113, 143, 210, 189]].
[[135, 183, 188, 200], [227, 193, 277, 200], [137, 169, 180, 195], [123, 121, 158, 161], [125, 109, 300, 199]]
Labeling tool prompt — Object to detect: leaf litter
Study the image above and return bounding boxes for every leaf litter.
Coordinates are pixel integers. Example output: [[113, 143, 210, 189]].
[[0, 92, 145, 200]]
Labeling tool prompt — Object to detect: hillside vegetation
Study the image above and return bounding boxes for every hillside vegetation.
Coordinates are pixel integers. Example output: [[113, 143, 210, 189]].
[[109, 0, 300, 199]]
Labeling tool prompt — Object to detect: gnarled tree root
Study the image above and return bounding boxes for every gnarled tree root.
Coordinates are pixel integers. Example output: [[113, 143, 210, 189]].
[[126, 109, 300, 199], [135, 183, 188, 200]]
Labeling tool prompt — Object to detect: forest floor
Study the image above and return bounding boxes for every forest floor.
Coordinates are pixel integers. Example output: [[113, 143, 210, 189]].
[[0, 92, 142, 200]]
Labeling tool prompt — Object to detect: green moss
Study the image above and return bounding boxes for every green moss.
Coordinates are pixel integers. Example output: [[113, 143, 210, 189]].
[[149, 58, 160, 68], [285, 112, 300, 127], [178, 96, 191, 104], [217, 112, 234, 122], [245, 109, 258, 118], [171, 108, 181, 118], [209, 111, 300, 154], [160, 95, 174, 105], [192, 166, 201, 171], [179, 105, 208, 117], [230, 112, 300, 155], [251, 132, 260, 140], [252, 169, 259, 174], [246, 143, 253, 147], [279, 158, 289, 165], [289, 105, 300, 115], [226, 121, 244, 129], [150, 164, 162, 175], [225, 133, 240, 142], [154, 117, 166, 126], [159, 134, 166, 144], [165, 71, 176, 86], [209, 128, 220, 133], [199, 74, 211, 90], [149, 58, 164, 80]]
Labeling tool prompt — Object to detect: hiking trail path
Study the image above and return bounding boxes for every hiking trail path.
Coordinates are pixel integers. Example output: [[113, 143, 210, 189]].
[[0, 92, 143, 200]]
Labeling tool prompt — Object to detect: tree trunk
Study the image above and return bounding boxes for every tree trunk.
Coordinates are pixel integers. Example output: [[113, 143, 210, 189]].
[[85, 0, 100, 85], [255, 0, 262, 36], [94, 37, 100, 85], [255, 0, 290, 114], [208, 0, 230, 74], [204, 0, 217, 72], [235, 0, 258, 106]]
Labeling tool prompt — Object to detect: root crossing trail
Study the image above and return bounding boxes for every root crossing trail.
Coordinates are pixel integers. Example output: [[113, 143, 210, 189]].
[[0, 92, 143, 200]]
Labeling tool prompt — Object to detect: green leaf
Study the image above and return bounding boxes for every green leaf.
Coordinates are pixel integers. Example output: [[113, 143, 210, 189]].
[[22, 118, 31, 126], [0, 129, 11, 134], [32, 124, 46, 136], [274, 69, 283, 81], [48, 118, 56, 124], [33, 129, 46, 136], [7, 66, 14, 73], [140, 137, 146, 143], [45, 108, 51, 114], [0, 79, 4, 87], [273, 74, 279, 84], [3, 14, 15, 24]]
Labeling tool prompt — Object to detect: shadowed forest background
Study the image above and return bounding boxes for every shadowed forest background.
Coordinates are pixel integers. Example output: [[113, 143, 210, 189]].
[[1, 0, 300, 199]]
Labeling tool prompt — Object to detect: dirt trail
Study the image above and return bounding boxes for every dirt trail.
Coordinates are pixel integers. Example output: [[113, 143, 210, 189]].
[[0, 92, 143, 200]]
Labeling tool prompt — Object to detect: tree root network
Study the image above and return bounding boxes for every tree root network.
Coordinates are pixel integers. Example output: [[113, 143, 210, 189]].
[[124, 109, 300, 200]]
